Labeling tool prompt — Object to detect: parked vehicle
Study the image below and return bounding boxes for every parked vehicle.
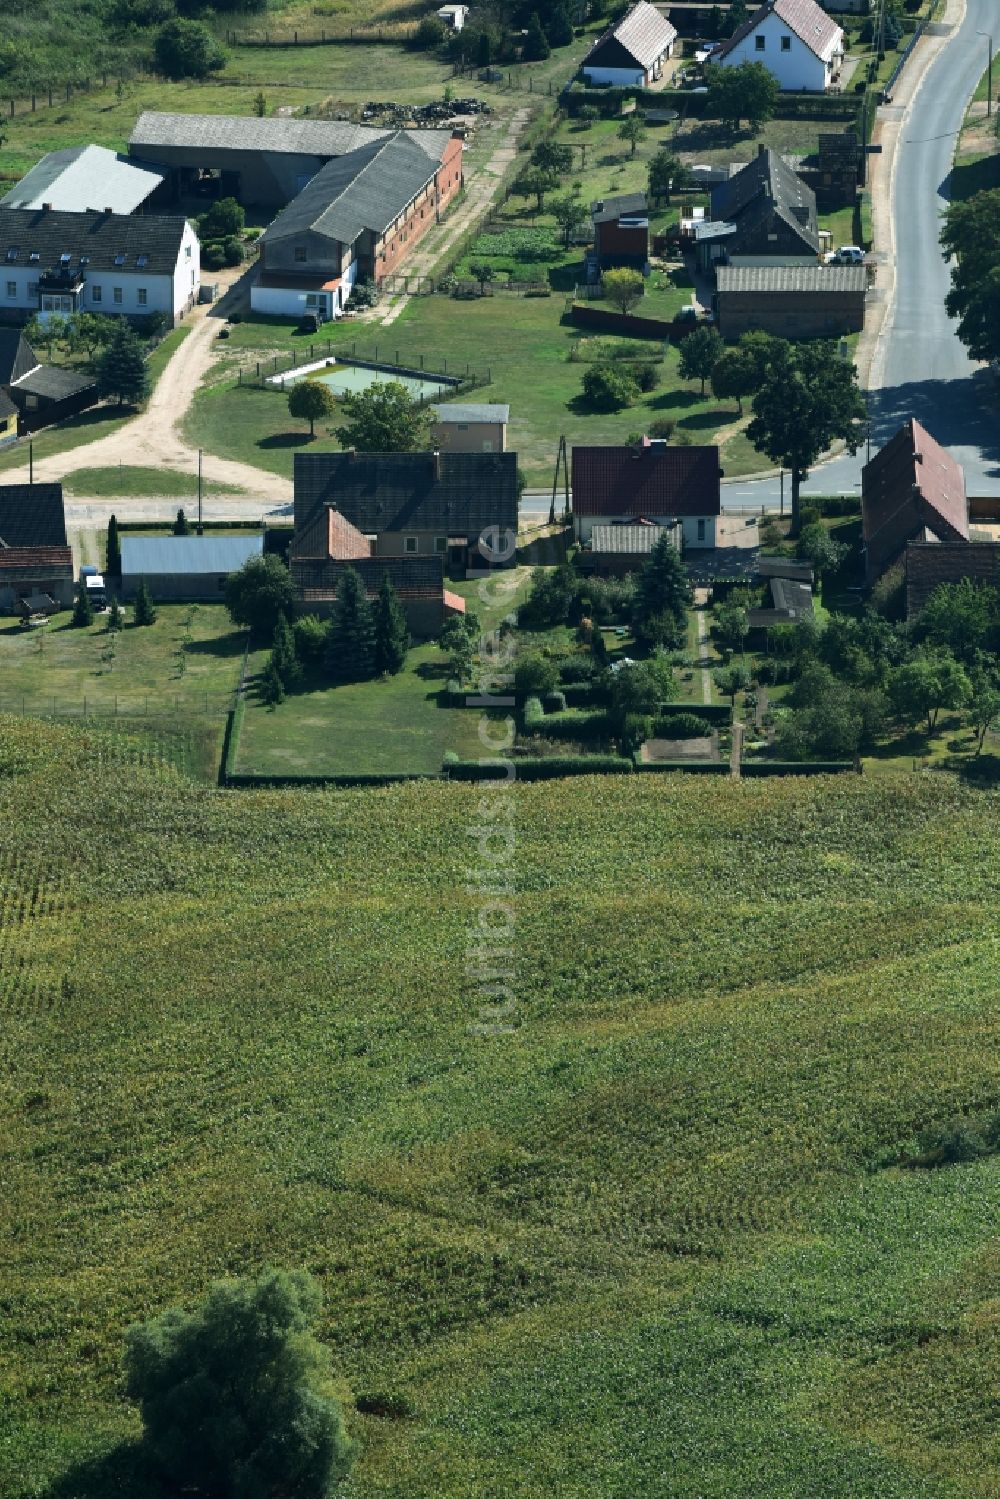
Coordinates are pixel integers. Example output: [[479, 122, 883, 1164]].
[[81, 568, 107, 608]]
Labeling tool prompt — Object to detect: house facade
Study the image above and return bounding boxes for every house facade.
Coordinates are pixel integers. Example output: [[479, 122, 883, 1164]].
[[0, 205, 199, 325], [714, 262, 866, 337], [572, 442, 722, 550], [714, 0, 844, 91], [251, 129, 462, 318], [697, 147, 820, 272], [862, 418, 969, 584], [582, 0, 677, 86], [592, 193, 650, 269], [430, 403, 509, 454], [0, 482, 74, 613]]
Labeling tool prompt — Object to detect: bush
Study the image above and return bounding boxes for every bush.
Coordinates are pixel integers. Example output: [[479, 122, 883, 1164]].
[[223, 238, 243, 267], [525, 707, 611, 741], [543, 690, 568, 713], [154, 17, 225, 79], [634, 361, 660, 392], [652, 711, 715, 738], [559, 656, 598, 684], [413, 14, 446, 48], [292, 613, 330, 665], [581, 362, 639, 411], [202, 244, 226, 271], [515, 653, 559, 698], [648, 416, 676, 439]]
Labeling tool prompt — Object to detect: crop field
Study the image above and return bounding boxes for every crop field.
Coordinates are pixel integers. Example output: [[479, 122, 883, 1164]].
[[1, 715, 999, 1497]]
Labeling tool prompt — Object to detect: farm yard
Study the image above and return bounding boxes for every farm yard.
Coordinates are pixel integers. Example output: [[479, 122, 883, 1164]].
[[2, 717, 1000, 1497]]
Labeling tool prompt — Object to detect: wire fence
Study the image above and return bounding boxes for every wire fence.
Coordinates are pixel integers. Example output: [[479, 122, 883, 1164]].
[[0, 693, 238, 719], [235, 341, 491, 392]]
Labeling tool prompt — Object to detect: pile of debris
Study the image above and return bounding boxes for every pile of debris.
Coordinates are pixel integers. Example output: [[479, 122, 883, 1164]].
[[359, 97, 491, 124]]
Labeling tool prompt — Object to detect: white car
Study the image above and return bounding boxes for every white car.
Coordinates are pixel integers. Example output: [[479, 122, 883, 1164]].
[[835, 245, 865, 264]]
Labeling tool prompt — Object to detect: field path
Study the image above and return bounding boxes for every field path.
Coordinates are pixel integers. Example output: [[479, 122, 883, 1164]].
[[694, 590, 712, 705], [3, 265, 292, 506], [379, 104, 533, 327]]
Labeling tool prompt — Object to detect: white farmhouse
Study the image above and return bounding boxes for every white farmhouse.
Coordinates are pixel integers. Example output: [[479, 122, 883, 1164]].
[[714, 0, 844, 92], [0, 205, 199, 325], [581, 0, 677, 88]]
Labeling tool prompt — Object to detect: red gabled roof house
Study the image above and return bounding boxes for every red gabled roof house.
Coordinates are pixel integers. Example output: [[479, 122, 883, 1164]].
[[572, 442, 722, 550], [861, 418, 968, 584]]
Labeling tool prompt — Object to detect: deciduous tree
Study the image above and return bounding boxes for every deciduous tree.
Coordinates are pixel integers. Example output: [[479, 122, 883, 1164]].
[[705, 61, 779, 133], [602, 266, 644, 315], [678, 324, 723, 394], [439, 611, 481, 685], [710, 345, 757, 413], [154, 17, 225, 79], [333, 380, 431, 452], [224, 555, 297, 638], [289, 379, 337, 438], [125, 1268, 355, 1496], [618, 116, 647, 158], [889, 649, 971, 734]]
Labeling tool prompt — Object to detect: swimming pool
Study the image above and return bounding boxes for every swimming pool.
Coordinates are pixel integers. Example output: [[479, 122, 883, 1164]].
[[276, 361, 457, 401]]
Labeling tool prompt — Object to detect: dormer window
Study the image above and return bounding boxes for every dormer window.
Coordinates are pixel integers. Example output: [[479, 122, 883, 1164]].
[[5, 248, 18, 262], [28, 251, 40, 262], [137, 254, 148, 268], [114, 252, 126, 266], [60, 253, 71, 265]]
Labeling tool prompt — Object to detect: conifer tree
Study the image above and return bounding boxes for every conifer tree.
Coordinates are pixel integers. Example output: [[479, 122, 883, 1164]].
[[271, 612, 302, 689], [107, 597, 124, 632], [260, 656, 286, 706], [173, 507, 191, 536], [72, 582, 94, 628], [523, 11, 550, 60], [133, 578, 157, 627], [373, 574, 410, 676], [106, 513, 121, 577], [97, 322, 150, 407], [326, 568, 375, 682]]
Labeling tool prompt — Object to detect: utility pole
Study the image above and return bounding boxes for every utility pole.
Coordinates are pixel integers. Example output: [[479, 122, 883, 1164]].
[[197, 449, 204, 535]]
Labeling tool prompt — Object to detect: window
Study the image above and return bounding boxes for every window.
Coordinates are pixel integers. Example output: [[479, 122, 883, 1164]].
[[294, 246, 307, 263], [137, 254, 148, 269], [91, 285, 102, 303], [435, 536, 448, 553], [137, 288, 147, 306], [697, 519, 706, 542], [456, 422, 468, 430], [28, 251, 39, 263], [780, 34, 791, 50], [305, 293, 318, 306], [113, 286, 123, 304], [114, 253, 126, 266], [5, 281, 15, 298], [27, 281, 38, 297], [404, 536, 419, 554], [755, 33, 765, 49], [60, 252, 71, 265], [5, 248, 18, 262], [185, 245, 192, 259], [482, 440, 493, 453]]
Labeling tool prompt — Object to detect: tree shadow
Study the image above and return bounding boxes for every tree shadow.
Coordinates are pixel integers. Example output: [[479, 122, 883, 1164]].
[[678, 407, 729, 430], [43, 1438, 165, 1499], [257, 432, 314, 451], [182, 632, 249, 658], [414, 661, 450, 680], [549, 260, 586, 292], [649, 388, 704, 410]]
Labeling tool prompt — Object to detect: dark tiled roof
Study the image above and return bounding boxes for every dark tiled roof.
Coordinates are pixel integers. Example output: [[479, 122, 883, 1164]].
[[0, 482, 67, 548], [0, 390, 17, 420], [293, 554, 445, 600], [0, 328, 38, 388], [905, 541, 1000, 618], [757, 554, 814, 581], [263, 130, 444, 249], [12, 365, 97, 401], [862, 418, 968, 575], [0, 545, 72, 570], [710, 149, 819, 254], [585, 1, 677, 71], [591, 192, 647, 225], [572, 445, 722, 518], [0, 205, 188, 278], [294, 451, 519, 536]]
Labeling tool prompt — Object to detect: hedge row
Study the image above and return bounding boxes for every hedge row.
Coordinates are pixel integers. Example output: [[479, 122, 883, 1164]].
[[219, 701, 245, 787], [564, 83, 856, 122], [445, 756, 632, 781]]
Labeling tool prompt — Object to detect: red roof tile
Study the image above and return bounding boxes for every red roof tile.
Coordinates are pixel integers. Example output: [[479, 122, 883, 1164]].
[[572, 444, 721, 518], [0, 545, 72, 569], [862, 418, 967, 577]]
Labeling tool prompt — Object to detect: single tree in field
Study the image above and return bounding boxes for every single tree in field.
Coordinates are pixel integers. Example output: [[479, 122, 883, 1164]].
[[602, 267, 644, 315], [746, 339, 865, 534], [531, 140, 573, 176], [72, 582, 94, 629], [968, 666, 1000, 754], [125, 1268, 355, 1495], [106, 513, 121, 577], [632, 532, 693, 650], [714, 662, 752, 705], [326, 567, 376, 682], [333, 380, 431, 452], [648, 149, 690, 202], [514, 165, 560, 213], [97, 322, 150, 407], [132, 578, 157, 627], [252, 89, 267, 117], [173, 507, 191, 537], [439, 612, 481, 685], [551, 192, 588, 247], [271, 612, 302, 690], [468, 260, 496, 294], [618, 116, 647, 158], [374, 574, 410, 676], [889, 649, 971, 735], [705, 62, 779, 133], [678, 324, 723, 394], [224, 554, 297, 638], [710, 346, 757, 414], [288, 379, 337, 439]]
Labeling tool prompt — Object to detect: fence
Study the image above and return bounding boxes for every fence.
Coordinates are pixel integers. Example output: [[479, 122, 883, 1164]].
[[235, 340, 491, 391], [882, 0, 945, 99], [224, 25, 416, 47], [0, 693, 237, 719]]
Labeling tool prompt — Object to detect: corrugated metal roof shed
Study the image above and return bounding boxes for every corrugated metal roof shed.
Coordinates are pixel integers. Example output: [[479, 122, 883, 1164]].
[[430, 403, 509, 424], [120, 534, 264, 575], [590, 524, 670, 554], [129, 112, 452, 166], [716, 264, 866, 292], [3, 146, 166, 215]]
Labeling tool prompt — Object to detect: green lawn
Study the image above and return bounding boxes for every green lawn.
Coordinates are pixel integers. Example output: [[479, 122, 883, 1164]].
[[3, 718, 1000, 1496], [187, 302, 767, 486], [62, 466, 245, 499], [237, 570, 531, 776]]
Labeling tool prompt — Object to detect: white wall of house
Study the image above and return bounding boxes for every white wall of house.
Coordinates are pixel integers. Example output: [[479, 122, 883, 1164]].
[[251, 282, 334, 318], [719, 11, 841, 90], [171, 220, 201, 319], [1, 219, 199, 323], [576, 513, 717, 548], [582, 64, 648, 86]]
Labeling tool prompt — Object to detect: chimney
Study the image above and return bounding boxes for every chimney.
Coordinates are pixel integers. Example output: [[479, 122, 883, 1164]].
[[433, 449, 441, 482], [913, 451, 923, 465], [104, 206, 114, 215], [42, 202, 53, 212]]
